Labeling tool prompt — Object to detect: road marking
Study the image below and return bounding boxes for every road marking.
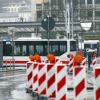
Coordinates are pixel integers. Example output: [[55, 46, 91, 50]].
[[0, 82, 10, 86], [0, 74, 25, 79]]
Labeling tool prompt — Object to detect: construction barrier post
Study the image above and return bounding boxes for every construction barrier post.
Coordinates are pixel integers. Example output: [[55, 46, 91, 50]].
[[73, 66, 87, 100], [81, 57, 87, 66], [68, 58, 74, 73], [32, 62, 38, 96], [91, 56, 97, 68], [38, 63, 47, 98], [56, 64, 67, 100], [26, 61, 33, 93], [47, 63, 56, 99], [94, 67, 100, 100]]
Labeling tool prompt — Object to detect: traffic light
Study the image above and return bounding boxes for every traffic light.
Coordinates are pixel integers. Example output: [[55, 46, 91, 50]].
[[41, 16, 55, 31]]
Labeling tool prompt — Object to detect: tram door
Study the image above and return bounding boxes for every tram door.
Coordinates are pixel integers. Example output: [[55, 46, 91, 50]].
[[0, 41, 3, 67]]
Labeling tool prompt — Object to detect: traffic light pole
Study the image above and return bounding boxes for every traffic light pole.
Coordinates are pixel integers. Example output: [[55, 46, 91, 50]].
[[47, 30, 50, 54], [47, 15, 50, 54], [41, 15, 55, 54]]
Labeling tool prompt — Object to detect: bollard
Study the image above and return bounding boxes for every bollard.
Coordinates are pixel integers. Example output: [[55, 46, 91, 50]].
[[6, 59, 8, 70], [10, 59, 12, 69]]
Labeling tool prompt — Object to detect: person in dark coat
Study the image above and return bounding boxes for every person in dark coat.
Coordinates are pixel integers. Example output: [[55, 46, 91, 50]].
[[87, 52, 92, 70]]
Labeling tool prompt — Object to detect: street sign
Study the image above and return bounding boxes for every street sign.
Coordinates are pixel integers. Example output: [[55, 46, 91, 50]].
[[3, 37, 11, 44], [83, 35, 100, 40]]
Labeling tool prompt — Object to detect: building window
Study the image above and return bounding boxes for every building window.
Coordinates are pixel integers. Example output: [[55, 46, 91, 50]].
[[80, 10, 86, 19], [95, 11, 100, 17], [95, 0, 100, 4], [95, 23, 100, 31], [80, 0, 85, 4], [87, 10, 92, 19], [87, 0, 92, 4]]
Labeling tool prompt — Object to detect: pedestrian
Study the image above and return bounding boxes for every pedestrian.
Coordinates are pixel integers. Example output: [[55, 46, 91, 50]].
[[87, 52, 92, 70]]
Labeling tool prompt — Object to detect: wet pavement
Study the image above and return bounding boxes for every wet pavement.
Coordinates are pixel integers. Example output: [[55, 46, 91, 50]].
[[0, 69, 95, 100], [0, 70, 34, 100], [1, 57, 100, 100]]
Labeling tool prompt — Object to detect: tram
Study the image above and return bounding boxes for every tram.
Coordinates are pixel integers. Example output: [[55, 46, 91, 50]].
[[79, 40, 99, 51], [3, 37, 77, 66]]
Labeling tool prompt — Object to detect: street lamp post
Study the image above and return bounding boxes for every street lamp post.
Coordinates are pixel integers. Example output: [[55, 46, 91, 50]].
[[8, 27, 15, 69], [47, 15, 50, 53], [80, 22, 92, 50]]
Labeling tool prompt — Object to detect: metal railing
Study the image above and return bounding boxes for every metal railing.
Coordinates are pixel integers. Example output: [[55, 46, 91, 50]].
[[4, 59, 15, 70]]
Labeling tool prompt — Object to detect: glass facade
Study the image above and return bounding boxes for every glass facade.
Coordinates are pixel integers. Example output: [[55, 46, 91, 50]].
[[95, 0, 100, 4], [36, 0, 100, 35], [36, 0, 65, 21], [72, 0, 100, 35]]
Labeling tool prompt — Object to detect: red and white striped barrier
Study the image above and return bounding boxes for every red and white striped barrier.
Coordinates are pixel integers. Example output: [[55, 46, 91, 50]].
[[92, 57, 96, 67], [73, 67, 87, 100], [68, 58, 74, 72], [32, 62, 38, 93], [81, 57, 87, 66], [26, 62, 33, 90], [56, 64, 67, 100], [60, 57, 70, 65], [38, 63, 47, 96], [94, 67, 100, 100], [47, 63, 56, 98]]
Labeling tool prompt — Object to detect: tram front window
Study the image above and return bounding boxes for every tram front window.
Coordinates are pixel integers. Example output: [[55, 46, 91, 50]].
[[84, 44, 91, 49], [70, 41, 76, 51], [91, 44, 97, 49], [59, 45, 67, 55]]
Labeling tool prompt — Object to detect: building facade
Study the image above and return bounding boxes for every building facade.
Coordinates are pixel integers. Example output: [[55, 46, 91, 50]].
[[0, 0, 100, 39], [73, 0, 100, 39], [0, 0, 37, 22], [36, 0, 100, 39]]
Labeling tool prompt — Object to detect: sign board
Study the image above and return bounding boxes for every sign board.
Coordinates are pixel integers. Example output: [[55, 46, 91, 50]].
[[83, 35, 100, 40], [3, 37, 11, 44]]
